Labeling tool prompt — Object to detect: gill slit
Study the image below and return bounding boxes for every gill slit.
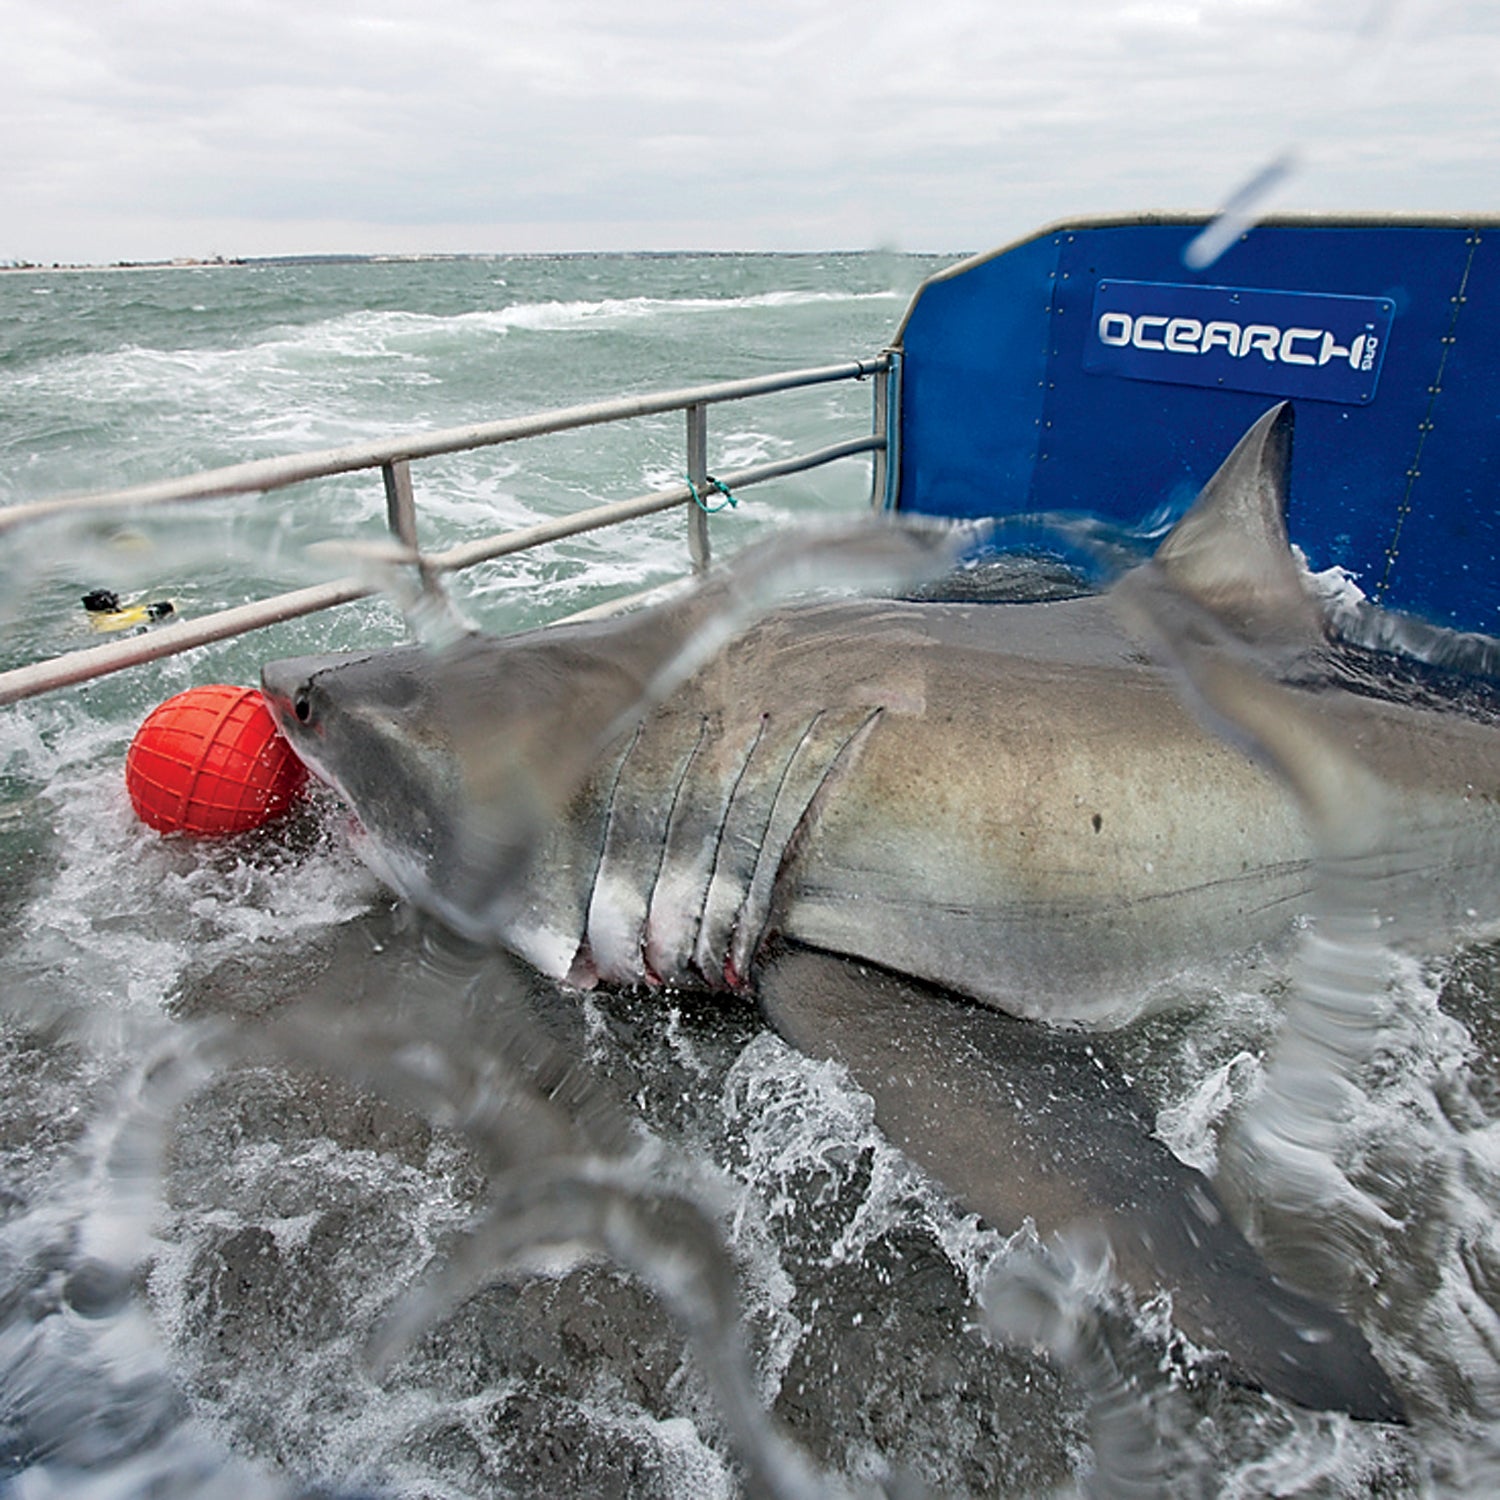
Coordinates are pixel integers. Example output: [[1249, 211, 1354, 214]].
[[574, 719, 647, 972], [734, 707, 886, 964], [722, 710, 830, 964], [637, 714, 713, 973], [690, 713, 771, 975]]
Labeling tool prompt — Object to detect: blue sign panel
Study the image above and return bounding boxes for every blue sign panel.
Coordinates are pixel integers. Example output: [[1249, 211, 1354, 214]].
[[1083, 280, 1395, 405], [896, 218, 1499, 633]]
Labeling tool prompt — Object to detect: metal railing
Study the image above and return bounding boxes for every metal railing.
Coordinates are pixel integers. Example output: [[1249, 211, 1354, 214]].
[[0, 356, 892, 705]]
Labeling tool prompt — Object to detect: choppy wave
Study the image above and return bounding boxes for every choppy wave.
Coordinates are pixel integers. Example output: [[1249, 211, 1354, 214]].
[[451, 287, 902, 334], [9, 285, 897, 394], [8, 289, 898, 418]]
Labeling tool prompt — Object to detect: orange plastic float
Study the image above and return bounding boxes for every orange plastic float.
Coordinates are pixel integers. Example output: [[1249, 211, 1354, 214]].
[[126, 685, 307, 836]]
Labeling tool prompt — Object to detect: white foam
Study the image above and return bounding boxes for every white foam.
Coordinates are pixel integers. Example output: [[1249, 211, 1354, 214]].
[[454, 288, 899, 335], [4, 742, 378, 1046], [1155, 1050, 1263, 1175]]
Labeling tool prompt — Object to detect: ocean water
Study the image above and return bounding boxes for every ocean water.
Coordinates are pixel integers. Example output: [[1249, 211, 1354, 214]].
[[3, 252, 1500, 1498]]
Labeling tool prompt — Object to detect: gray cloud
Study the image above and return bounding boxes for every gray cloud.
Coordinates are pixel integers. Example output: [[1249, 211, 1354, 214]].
[[3, 0, 1496, 262]]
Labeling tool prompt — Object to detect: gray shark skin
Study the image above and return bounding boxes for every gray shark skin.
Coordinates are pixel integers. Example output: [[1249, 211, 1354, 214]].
[[258, 404, 1500, 1423]]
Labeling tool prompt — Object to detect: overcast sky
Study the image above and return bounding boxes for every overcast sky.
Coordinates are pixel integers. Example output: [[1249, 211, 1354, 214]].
[[4, 0, 1496, 264]]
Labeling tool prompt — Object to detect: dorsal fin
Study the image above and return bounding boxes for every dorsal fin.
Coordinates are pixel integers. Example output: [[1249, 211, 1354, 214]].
[[1152, 403, 1323, 644]]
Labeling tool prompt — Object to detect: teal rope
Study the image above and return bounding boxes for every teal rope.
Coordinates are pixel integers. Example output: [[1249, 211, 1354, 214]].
[[685, 474, 737, 514]]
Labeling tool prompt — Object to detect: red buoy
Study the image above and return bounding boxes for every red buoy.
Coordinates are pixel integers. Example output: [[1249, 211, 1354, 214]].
[[126, 685, 307, 836]]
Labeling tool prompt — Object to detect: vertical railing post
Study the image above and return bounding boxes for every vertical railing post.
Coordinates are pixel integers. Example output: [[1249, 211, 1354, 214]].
[[383, 456, 446, 608], [686, 402, 710, 573], [870, 364, 890, 510], [382, 459, 419, 549]]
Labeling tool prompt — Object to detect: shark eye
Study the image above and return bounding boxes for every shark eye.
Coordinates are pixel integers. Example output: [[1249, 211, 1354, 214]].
[[293, 689, 312, 724]]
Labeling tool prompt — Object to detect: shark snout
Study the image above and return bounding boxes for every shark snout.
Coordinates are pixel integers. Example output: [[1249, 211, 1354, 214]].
[[260, 651, 371, 748], [259, 656, 319, 740]]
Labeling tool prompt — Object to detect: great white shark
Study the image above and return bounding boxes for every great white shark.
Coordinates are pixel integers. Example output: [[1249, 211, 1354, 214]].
[[260, 404, 1500, 1425]]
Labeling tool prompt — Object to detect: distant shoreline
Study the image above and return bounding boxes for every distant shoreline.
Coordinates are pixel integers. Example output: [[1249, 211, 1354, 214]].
[[1, 254, 467, 274], [1, 249, 937, 275]]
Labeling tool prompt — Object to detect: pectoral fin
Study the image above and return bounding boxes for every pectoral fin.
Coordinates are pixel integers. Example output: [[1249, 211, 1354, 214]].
[[756, 944, 1405, 1423]]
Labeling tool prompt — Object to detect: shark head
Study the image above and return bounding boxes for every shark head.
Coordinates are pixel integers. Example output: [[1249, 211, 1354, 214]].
[[261, 644, 468, 908], [262, 617, 656, 939]]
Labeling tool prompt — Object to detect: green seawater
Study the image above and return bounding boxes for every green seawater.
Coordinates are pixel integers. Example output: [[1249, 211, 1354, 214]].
[[1, 253, 948, 678]]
